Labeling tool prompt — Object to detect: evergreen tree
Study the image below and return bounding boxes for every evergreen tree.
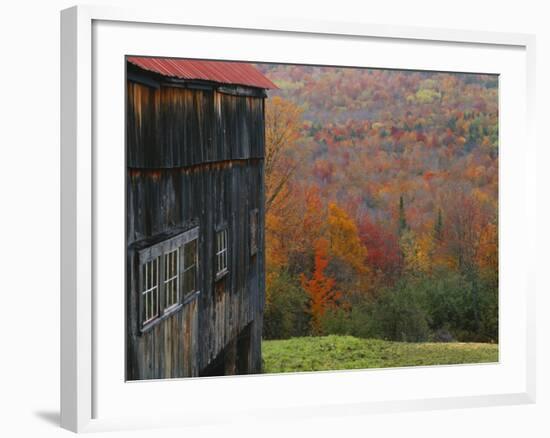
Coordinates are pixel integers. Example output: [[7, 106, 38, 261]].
[[398, 195, 408, 235], [434, 208, 443, 243]]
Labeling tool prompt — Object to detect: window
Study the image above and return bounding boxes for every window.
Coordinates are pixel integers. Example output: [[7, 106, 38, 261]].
[[215, 228, 228, 279], [183, 238, 198, 298], [163, 248, 179, 312], [141, 257, 160, 326], [250, 208, 259, 256], [137, 226, 200, 331]]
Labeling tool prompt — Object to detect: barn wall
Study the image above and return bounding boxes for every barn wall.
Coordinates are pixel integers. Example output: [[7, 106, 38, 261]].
[[126, 77, 266, 380], [127, 82, 265, 168]]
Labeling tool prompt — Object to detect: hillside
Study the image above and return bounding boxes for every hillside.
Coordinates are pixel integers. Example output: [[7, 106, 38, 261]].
[[257, 63, 499, 345], [256, 64, 498, 232]]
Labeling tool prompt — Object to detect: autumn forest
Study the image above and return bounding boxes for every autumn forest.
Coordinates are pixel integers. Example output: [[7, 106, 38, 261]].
[[257, 63, 499, 349]]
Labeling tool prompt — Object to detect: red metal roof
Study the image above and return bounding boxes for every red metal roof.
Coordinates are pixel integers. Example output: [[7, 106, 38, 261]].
[[127, 57, 277, 89]]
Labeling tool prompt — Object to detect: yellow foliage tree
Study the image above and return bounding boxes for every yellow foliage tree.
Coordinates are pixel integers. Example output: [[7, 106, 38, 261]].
[[401, 230, 440, 275], [477, 221, 498, 274], [264, 96, 306, 274], [327, 202, 367, 275]]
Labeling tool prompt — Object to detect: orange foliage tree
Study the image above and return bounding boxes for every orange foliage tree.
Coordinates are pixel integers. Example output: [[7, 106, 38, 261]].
[[300, 238, 341, 334], [266, 184, 325, 272]]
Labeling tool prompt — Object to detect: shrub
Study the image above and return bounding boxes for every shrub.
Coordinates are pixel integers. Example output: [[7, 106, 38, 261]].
[[368, 283, 431, 342], [263, 270, 310, 340], [477, 271, 499, 342], [423, 268, 473, 335], [319, 307, 352, 336]]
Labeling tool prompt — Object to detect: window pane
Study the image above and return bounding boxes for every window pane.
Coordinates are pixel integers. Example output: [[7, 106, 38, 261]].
[[156, 289, 159, 316], [144, 263, 149, 290], [163, 248, 179, 310], [150, 260, 154, 289], [184, 239, 197, 269], [141, 256, 161, 326], [183, 266, 196, 296], [183, 268, 190, 296], [190, 265, 196, 292], [215, 229, 228, 277], [145, 292, 149, 322], [183, 270, 188, 295]]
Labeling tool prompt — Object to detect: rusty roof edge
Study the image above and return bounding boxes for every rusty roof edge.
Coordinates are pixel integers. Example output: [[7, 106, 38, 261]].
[[127, 57, 278, 90]]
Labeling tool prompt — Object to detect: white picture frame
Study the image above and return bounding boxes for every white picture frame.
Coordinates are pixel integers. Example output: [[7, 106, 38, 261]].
[[60, 4, 536, 433]]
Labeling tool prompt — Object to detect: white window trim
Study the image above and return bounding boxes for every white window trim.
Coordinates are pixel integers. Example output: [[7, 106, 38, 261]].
[[215, 227, 229, 280], [142, 257, 160, 326], [163, 247, 180, 313]]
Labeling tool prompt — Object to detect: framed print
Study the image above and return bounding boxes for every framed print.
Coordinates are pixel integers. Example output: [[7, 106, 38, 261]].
[[60, 5, 536, 433]]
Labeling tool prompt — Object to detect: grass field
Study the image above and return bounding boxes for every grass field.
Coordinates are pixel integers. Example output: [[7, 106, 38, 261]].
[[262, 335, 498, 374]]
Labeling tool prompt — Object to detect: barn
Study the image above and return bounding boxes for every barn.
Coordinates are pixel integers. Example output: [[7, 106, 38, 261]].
[[126, 57, 276, 380]]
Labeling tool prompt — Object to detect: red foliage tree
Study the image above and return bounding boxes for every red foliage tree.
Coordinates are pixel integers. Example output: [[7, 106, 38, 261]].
[[300, 238, 341, 334], [358, 216, 402, 278]]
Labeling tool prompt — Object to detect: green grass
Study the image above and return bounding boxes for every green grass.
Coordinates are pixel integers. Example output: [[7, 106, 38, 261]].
[[262, 335, 498, 374]]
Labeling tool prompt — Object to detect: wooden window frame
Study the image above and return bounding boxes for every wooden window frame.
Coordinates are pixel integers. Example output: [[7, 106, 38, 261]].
[[137, 226, 200, 333], [214, 225, 229, 281], [182, 233, 199, 301]]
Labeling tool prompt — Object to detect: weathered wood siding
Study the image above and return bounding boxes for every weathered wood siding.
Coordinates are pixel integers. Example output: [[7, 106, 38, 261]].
[[126, 74, 266, 380], [127, 82, 265, 168]]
